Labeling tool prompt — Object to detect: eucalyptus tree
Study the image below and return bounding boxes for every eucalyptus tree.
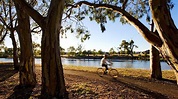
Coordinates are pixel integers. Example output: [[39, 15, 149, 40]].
[[119, 39, 137, 57], [0, 0, 19, 69], [70, 0, 178, 84], [98, 49, 104, 55], [92, 49, 97, 56], [119, 40, 129, 55], [109, 48, 116, 55], [82, 50, 87, 56], [67, 46, 76, 56], [12, 0, 67, 98], [129, 40, 138, 58], [76, 44, 84, 56], [33, 41, 41, 56], [13, 0, 37, 86]]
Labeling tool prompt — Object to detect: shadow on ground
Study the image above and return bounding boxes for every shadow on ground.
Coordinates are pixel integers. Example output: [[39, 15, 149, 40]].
[[111, 78, 169, 99], [105, 75, 177, 99], [160, 78, 177, 84], [97, 74, 173, 99], [7, 85, 35, 99], [0, 63, 18, 82]]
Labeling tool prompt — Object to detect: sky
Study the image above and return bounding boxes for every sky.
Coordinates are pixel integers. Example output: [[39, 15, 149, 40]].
[[4, 1, 178, 52], [60, 0, 178, 52]]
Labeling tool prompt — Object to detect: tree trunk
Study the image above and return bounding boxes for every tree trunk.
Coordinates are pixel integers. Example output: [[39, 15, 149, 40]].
[[149, 0, 178, 84], [14, 2, 36, 86], [41, 0, 67, 98], [12, 0, 67, 97], [8, 0, 19, 70], [150, 20, 162, 79], [150, 45, 162, 79], [10, 32, 19, 70]]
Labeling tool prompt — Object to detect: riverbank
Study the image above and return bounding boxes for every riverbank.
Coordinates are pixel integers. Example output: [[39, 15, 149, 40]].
[[63, 65, 176, 81]]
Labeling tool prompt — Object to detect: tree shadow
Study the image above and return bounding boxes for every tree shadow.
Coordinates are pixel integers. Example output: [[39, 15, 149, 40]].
[[0, 63, 18, 82], [159, 78, 177, 84], [106, 77, 170, 99], [7, 85, 35, 99]]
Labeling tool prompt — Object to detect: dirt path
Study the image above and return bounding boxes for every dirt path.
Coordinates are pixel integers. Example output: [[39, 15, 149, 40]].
[[64, 69, 178, 99], [0, 63, 178, 99]]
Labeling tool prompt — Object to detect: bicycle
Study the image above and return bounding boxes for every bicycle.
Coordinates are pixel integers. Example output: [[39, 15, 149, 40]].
[[97, 63, 118, 78]]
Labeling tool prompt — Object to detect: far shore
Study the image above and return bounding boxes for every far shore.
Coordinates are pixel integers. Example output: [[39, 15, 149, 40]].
[[1, 55, 167, 62], [0, 55, 150, 60]]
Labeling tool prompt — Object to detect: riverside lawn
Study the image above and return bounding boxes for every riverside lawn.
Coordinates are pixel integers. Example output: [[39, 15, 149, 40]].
[[62, 65, 176, 81]]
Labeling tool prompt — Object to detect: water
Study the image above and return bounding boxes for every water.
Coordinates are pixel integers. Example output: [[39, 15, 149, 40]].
[[0, 58, 171, 70]]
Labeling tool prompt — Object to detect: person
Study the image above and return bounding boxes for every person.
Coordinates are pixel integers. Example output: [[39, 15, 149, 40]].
[[100, 54, 112, 74]]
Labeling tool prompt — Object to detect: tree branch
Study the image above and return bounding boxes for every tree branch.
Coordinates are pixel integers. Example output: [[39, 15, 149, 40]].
[[75, 1, 163, 47], [13, 0, 45, 27], [0, 29, 8, 43], [121, 0, 128, 10]]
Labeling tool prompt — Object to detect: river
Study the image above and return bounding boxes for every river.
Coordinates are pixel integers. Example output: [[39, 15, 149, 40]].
[[0, 58, 171, 70]]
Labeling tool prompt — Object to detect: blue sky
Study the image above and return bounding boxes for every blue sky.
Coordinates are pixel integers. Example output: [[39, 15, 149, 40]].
[[4, 1, 178, 52], [61, 17, 149, 52], [61, 1, 178, 52]]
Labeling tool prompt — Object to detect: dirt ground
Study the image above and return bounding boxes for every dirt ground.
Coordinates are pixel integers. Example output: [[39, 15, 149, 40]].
[[0, 63, 178, 99], [65, 69, 178, 99]]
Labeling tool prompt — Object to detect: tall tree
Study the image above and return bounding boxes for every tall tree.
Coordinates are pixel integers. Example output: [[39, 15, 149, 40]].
[[76, 44, 84, 56], [0, 0, 19, 69], [12, 0, 67, 98], [129, 40, 138, 58], [119, 40, 129, 55], [67, 46, 76, 56], [109, 48, 116, 55], [73, 0, 178, 84], [119, 39, 137, 58], [14, 0, 37, 86], [92, 49, 97, 56]]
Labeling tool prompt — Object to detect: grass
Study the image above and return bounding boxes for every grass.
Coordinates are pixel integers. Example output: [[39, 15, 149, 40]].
[[70, 83, 95, 95], [63, 65, 176, 81]]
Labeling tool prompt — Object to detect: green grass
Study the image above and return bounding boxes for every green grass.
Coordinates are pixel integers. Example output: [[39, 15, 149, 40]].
[[63, 65, 176, 81]]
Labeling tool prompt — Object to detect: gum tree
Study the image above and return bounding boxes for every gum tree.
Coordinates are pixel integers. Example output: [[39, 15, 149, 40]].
[[0, 0, 19, 69], [12, 0, 67, 98], [119, 39, 138, 58], [14, 1, 37, 86]]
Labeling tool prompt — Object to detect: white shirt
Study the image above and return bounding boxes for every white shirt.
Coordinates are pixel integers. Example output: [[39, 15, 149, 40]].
[[100, 57, 109, 65]]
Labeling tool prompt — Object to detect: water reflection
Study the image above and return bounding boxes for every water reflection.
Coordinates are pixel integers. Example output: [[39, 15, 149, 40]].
[[0, 58, 171, 70], [62, 58, 170, 70]]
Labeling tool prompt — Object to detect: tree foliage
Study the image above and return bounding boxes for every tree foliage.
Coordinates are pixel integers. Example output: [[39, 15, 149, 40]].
[[67, 0, 150, 32], [119, 39, 138, 57]]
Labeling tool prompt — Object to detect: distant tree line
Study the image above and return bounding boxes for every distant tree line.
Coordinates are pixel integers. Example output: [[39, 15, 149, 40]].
[[63, 40, 149, 60], [1, 40, 151, 59], [0, 42, 41, 58]]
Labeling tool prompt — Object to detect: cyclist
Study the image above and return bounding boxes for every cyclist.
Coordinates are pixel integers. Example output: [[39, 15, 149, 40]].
[[100, 54, 112, 74]]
